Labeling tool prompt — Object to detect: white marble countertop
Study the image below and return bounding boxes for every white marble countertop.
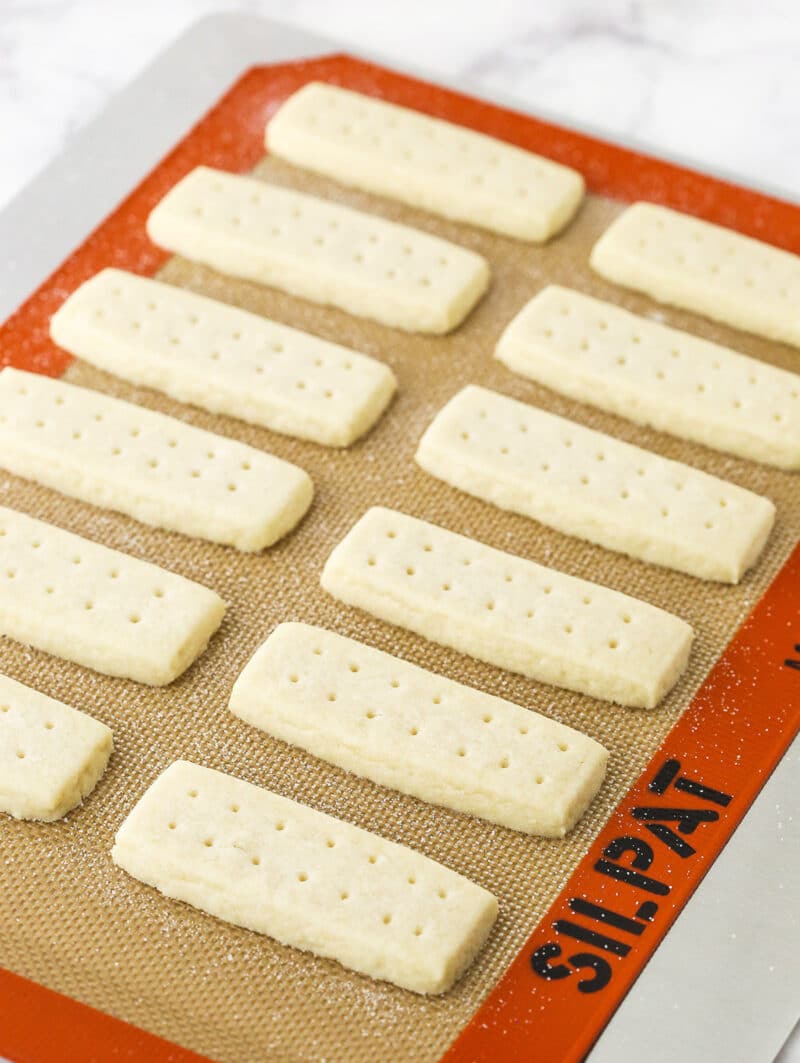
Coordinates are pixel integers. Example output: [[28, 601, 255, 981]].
[[0, 2, 798, 1060], [1, 0, 800, 213]]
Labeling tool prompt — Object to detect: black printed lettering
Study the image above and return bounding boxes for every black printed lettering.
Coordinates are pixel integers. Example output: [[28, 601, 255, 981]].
[[673, 776, 732, 807], [602, 836, 654, 870], [648, 758, 681, 794], [644, 822, 696, 858], [570, 952, 612, 994], [783, 644, 800, 671], [594, 859, 670, 896], [553, 920, 630, 956], [631, 806, 718, 833], [635, 901, 659, 922], [530, 942, 572, 981], [568, 898, 646, 936], [528, 756, 735, 998]]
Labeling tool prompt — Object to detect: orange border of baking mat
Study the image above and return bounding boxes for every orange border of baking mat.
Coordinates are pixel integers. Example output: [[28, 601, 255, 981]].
[[1, 55, 799, 1063], [0, 968, 209, 1063]]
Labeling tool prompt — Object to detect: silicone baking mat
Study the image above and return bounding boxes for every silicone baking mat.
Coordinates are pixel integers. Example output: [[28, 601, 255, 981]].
[[0, 47, 798, 1063]]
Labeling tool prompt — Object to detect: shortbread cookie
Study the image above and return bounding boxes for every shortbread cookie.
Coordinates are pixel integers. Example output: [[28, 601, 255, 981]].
[[50, 270, 396, 447], [266, 82, 584, 242], [321, 507, 693, 709], [230, 620, 603, 837], [416, 385, 775, 582], [0, 505, 225, 685], [112, 760, 498, 994], [0, 673, 113, 821], [146, 166, 490, 334], [590, 202, 800, 347], [0, 368, 313, 551], [496, 285, 800, 469], [230, 623, 608, 836]]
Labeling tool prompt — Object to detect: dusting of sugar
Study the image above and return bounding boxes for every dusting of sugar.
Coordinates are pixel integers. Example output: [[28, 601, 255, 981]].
[[0, 88, 797, 1063]]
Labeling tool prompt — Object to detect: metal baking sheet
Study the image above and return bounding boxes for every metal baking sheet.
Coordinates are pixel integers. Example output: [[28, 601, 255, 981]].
[[0, 14, 797, 1062]]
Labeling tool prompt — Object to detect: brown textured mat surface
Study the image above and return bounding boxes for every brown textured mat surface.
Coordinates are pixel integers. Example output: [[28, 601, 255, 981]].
[[1, 157, 798, 1063]]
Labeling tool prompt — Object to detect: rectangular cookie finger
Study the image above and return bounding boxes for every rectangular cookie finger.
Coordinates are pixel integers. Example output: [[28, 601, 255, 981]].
[[496, 285, 800, 469], [590, 202, 800, 347], [416, 385, 775, 582], [0, 673, 113, 821], [146, 166, 490, 334], [321, 507, 693, 709], [0, 368, 313, 552], [0, 505, 225, 685], [112, 760, 498, 994], [230, 622, 608, 837], [266, 81, 584, 242], [50, 269, 397, 447]]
